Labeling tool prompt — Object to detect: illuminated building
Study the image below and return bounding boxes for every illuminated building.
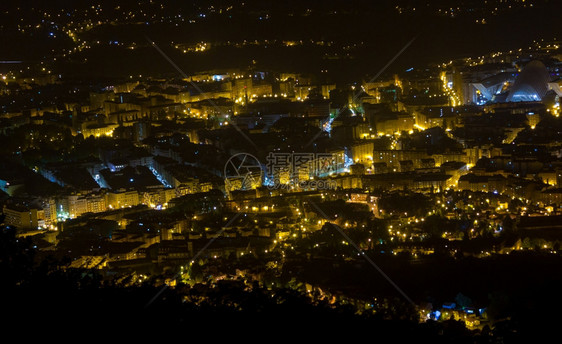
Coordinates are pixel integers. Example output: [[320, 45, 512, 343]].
[[81, 123, 118, 138], [362, 76, 401, 102], [156, 240, 193, 264], [142, 188, 176, 208], [158, 165, 200, 191], [350, 141, 374, 167], [539, 188, 562, 205], [103, 98, 142, 115], [374, 149, 468, 170], [107, 189, 140, 209], [62, 193, 107, 218], [457, 173, 506, 193], [2, 204, 46, 229], [362, 172, 452, 192], [231, 77, 252, 100], [467, 60, 562, 104], [40, 198, 58, 227], [329, 174, 362, 189], [413, 106, 476, 131], [107, 109, 143, 125], [373, 112, 415, 135], [506, 60, 551, 102], [469, 72, 515, 105]]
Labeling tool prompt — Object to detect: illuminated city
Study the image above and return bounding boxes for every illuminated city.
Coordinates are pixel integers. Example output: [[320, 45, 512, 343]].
[[1, 0, 562, 339]]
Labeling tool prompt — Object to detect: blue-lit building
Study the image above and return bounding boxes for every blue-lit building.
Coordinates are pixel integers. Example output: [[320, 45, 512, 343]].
[[468, 60, 562, 104], [506, 60, 552, 102]]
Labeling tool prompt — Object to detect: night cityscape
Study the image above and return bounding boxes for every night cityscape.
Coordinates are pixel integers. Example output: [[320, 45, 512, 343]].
[[2, 0, 562, 340]]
